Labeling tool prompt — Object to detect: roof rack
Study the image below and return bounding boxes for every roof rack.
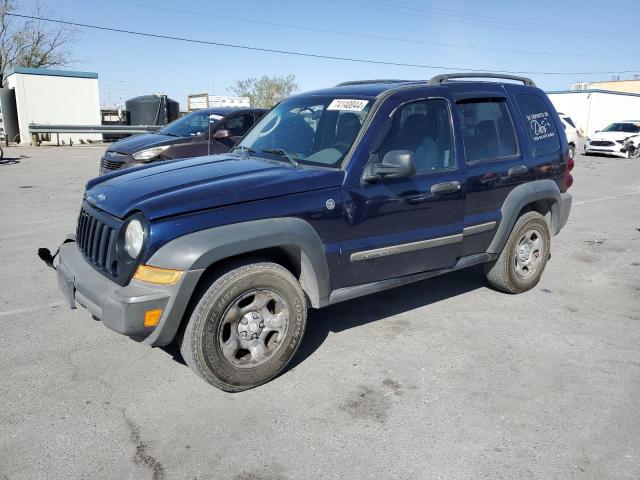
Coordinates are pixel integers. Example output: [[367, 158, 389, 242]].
[[335, 79, 415, 87], [428, 73, 536, 87]]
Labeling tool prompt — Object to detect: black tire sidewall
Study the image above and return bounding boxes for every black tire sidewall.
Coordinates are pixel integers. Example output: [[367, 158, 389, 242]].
[[505, 214, 550, 292], [192, 265, 306, 390]]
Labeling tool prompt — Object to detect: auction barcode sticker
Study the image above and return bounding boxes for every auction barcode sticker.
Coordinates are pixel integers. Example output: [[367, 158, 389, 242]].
[[327, 99, 369, 112]]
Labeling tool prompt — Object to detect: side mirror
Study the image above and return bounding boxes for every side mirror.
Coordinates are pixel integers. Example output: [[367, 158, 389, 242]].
[[365, 150, 415, 181], [213, 129, 230, 140]]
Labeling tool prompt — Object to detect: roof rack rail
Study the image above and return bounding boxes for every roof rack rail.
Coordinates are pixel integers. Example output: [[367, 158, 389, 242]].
[[428, 73, 536, 87], [335, 79, 414, 87]]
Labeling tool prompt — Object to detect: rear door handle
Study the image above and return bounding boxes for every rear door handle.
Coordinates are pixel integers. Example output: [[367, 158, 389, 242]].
[[508, 165, 529, 177], [431, 181, 461, 195]]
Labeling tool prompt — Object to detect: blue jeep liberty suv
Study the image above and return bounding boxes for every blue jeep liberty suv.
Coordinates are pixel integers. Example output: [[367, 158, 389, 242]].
[[42, 73, 573, 391]]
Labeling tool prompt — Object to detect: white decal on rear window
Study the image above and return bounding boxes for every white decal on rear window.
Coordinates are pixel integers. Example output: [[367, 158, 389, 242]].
[[526, 112, 555, 142], [327, 99, 368, 112]]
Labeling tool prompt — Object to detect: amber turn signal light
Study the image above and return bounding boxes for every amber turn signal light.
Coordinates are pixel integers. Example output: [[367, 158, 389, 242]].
[[144, 309, 163, 327], [133, 265, 183, 285]]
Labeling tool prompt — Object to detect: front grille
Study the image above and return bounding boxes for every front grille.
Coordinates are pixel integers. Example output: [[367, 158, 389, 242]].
[[77, 207, 118, 275], [100, 151, 128, 172], [590, 140, 615, 147]]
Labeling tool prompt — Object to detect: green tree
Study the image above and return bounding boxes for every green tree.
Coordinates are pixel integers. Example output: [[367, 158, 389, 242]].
[[229, 74, 298, 108], [0, 0, 76, 86]]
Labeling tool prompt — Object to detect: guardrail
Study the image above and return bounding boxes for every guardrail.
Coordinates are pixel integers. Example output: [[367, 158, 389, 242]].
[[27, 124, 164, 146], [29, 124, 163, 134]]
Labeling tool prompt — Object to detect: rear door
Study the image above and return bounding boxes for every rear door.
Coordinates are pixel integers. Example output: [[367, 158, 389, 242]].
[[338, 90, 465, 288], [451, 86, 532, 256]]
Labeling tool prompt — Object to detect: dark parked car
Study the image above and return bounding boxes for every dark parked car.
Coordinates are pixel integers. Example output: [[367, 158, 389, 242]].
[[99, 107, 266, 174], [42, 73, 573, 391]]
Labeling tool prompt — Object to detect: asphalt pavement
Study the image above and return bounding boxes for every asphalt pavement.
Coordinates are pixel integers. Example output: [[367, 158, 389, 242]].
[[1, 145, 639, 480]]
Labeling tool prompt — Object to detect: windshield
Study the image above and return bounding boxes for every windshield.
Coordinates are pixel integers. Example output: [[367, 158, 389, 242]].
[[158, 110, 223, 137], [602, 122, 640, 133], [237, 95, 373, 168]]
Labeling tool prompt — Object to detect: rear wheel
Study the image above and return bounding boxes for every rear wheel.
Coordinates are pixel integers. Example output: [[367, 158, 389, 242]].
[[179, 261, 307, 391], [485, 211, 550, 294]]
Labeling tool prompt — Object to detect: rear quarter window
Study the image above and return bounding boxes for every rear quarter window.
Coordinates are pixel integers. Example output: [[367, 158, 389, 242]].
[[515, 94, 560, 155]]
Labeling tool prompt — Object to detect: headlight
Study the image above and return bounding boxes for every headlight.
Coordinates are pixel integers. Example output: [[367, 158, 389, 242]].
[[132, 146, 170, 161], [124, 219, 145, 258], [585, 137, 591, 142]]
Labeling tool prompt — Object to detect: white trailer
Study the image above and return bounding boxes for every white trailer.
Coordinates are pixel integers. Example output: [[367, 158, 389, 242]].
[[187, 93, 250, 111], [547, 89, 640, 137], [6, 67, 102, 145]]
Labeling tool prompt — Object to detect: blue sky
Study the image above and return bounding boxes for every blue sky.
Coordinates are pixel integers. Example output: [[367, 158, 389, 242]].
[[18, 0, 640, 109]]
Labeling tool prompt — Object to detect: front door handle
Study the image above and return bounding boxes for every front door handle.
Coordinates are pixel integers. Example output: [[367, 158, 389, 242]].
[[431, 181, 461, 195], [508, 165, 529, 177]]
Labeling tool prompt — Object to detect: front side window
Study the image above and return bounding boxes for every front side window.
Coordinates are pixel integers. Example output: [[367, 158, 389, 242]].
[[237, 96, 373, 168], [457, 98, 518, 162], [378, 98, 455, 173], [221, 114, 254, 137], [515, 94, 560, 155]]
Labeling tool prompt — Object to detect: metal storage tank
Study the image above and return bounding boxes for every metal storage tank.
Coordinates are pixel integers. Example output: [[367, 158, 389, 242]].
[[125, 94, 179, 126]]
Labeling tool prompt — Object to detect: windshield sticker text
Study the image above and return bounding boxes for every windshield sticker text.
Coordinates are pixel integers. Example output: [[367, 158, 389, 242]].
[[327, 99, 368, 112]]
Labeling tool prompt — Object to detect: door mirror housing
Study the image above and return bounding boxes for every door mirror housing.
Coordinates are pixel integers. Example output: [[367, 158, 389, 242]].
[[213, 128, 230, 140], [365, 150, 416, 181]]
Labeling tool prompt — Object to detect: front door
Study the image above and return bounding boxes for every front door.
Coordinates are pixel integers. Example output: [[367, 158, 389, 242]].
[[338, 96, 465, 289]]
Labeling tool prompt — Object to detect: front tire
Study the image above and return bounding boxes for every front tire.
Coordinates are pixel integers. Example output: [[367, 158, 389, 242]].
[[179, 261, 307, 392], [485, 211, 551, 294]]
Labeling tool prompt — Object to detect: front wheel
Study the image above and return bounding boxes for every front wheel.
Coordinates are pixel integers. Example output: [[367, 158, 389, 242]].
[[179, 261, 307, 392], [485, 211, 551, 294]]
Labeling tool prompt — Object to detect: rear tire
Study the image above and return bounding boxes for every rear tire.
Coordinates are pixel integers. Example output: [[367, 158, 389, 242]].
[[179, 261, 307, 392], [485, 211, 550, 294]]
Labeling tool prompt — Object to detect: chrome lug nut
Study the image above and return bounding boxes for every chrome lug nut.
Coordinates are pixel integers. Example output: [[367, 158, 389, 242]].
[[241, 318, 248, 325], [241, 331, 247, 338]]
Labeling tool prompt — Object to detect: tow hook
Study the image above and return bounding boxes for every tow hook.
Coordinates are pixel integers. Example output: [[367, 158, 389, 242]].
[[37, 238, 74, 269], [37, 248, 58, 269]]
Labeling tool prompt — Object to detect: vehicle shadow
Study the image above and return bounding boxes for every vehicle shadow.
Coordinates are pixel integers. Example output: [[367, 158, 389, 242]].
[[159, 266, 488, 373], [285, 266, 488, 373], [0, 157, 21, 165]]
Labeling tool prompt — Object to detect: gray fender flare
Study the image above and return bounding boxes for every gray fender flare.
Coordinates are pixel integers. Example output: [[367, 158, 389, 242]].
[[487, 179, 565, 254], [147, 217, 331, 308]]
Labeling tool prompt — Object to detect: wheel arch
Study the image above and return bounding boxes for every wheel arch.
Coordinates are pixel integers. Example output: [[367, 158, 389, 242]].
[[487, 179, 562, 255], [147, 217, 331, 309]]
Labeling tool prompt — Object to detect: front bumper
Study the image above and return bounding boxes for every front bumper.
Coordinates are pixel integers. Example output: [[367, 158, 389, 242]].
[[584, 142, 627, 158], [55, 240, 203, 346]]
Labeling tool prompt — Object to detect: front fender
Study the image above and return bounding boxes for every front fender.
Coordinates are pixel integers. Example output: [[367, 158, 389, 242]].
[[146, 217, 331, 308]]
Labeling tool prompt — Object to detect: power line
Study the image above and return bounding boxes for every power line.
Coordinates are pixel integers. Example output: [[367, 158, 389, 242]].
[[8, 13, 640, 77], [105, 0, 629, 60], [355, 0, 618, 36], [330, 0, 637, 40]]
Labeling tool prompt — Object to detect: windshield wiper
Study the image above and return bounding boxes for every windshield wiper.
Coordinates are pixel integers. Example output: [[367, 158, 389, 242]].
[[233, 145, 256, 158], [261, 148, 300, 168]]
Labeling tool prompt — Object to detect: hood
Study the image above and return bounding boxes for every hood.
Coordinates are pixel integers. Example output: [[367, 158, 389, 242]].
[[108, 132, 188, 154], [589, 131, 634, 141], [84, 154, 344, 219]]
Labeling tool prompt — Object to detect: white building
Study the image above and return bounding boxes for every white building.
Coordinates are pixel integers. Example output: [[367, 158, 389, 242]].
[[6, 67, 101, 144], [547, 89, 640, 137]]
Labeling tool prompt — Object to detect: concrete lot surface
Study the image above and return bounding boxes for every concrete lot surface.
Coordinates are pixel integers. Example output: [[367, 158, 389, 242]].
[[1, 145, 639, 480]]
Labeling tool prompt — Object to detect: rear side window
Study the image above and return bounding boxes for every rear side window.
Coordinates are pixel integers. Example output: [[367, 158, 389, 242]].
[[457, 99, 518, 163], [515, 94, 560, 155]]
